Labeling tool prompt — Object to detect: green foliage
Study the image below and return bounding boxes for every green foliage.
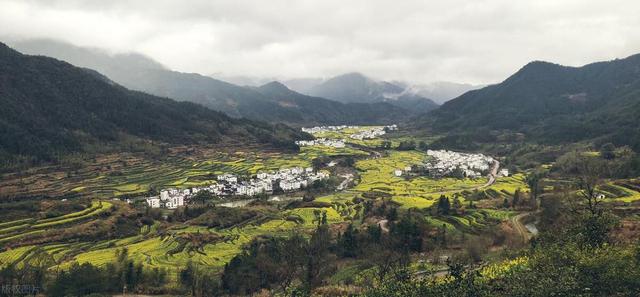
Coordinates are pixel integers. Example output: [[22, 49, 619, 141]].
[[425, 54, 640, 152], [397, 140, 417, 151], [0, 42, 306, 168], [436, 195, 451, 215]]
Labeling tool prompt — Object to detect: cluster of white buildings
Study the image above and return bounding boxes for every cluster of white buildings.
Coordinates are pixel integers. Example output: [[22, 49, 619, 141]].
[[146, 188, 197, 209], [394, 166, 414, 177], [145, 167, 329, 209], [301, 125, 357, 134], [423, 149, 495, 178], [295, 138, 345, 148], [349, 125, 397, 140]]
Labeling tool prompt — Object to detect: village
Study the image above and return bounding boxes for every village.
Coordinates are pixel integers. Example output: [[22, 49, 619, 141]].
[[301, 124, 397, 138], [349, 125, 397, 140], [395, 149, 507, 179], [301, 125, 357, 134], [295, 138, 345, 148], [145, 166, 329, 209], [422, 149, 500, 178]]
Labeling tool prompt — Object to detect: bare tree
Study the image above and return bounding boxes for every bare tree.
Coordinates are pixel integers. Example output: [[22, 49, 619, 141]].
[[575, 156, 606, 215]]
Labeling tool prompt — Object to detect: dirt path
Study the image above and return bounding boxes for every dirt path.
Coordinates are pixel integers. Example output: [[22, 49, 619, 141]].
[[337, 174, 354, 190], [510, 212, 533, 243], [481, 160, 500, 189], [378, 219, 389, 232]]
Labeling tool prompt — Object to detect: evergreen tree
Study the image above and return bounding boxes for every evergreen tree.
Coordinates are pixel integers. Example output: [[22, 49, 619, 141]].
[[513, 188, 521, 208], [338, 224, 358, 257], [437, 195, 451, 215]]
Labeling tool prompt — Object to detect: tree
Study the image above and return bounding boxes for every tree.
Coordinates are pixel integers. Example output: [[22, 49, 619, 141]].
[[502, 198, 510, 209], [418, 141, 428, 151], [397, 140, 417, 151], [312, 156, 330, 171], [600, 143, 616, 160], [452, 196, 463, 214], [191, 190, 215, 205], [338, 223, 358, 258], [526, 170, 545, 209], [341, 156, 355, 167], [436, 195, 451, 215], [392, 214, 425, 252], [512, 188, 521, 208], [305, 225, 335, 288], [575, 156, 606, 215]]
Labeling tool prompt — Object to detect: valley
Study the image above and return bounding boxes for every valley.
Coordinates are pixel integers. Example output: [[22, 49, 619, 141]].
[[3, 121, 639, 296], [0, 126, 526, 282]]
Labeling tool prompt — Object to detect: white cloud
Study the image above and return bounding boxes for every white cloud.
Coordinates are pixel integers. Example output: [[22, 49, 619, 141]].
[[1, 0, 639, 84]]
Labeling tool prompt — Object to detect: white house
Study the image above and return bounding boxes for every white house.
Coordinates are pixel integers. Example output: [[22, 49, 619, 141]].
[[146, 197, 161, 208]]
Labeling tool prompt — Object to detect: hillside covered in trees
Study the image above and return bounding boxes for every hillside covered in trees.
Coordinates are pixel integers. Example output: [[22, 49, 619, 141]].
[[424, 53, 640, 149], [0, 42, 308, 167]]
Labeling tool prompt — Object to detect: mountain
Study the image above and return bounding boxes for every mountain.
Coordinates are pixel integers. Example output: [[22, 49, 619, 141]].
[[425, 54, 640, 149], [395, 81, 483, 104], [0, 42, 308, 166], [12, 39, 408, 125], [306, 72, 439, 112], [253, 81, 408, 125]]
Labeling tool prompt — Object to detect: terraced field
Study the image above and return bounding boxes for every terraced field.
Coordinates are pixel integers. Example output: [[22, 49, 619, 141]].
[[348, 151, 496, 208], [600, 180, 640, 202], [0, 130, 530, 281], [309, 126, 388, 148], [422, 209, 515, 234], [0, 144, 370, 200], [0, 206, 346, 278], [0, 201, 112, 244]]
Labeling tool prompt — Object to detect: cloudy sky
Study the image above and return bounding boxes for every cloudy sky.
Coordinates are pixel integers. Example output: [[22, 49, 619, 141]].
[[1, 0, 639, 84]]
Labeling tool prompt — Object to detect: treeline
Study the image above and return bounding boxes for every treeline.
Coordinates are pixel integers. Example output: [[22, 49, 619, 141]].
[[219, 198, 475, 296]]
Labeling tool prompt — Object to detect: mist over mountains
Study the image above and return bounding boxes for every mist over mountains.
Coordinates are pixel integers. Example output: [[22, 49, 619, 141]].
[[12, 39, 419, 125], [212, 72, 480, 105]]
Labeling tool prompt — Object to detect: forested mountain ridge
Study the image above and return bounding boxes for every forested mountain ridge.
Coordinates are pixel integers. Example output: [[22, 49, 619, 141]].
[[425, 53, 640, 149], [0, 42, 308, 165], [12, 39, 414, 125]]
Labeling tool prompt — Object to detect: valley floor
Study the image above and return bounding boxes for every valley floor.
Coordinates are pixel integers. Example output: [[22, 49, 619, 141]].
[[1, 127, 640, 294]]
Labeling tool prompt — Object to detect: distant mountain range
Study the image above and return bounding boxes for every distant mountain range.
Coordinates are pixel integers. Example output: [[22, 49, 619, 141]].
[[213, 74, 480, 105], [11, 39, 409, 125], [0, 42, 307, 165], [394, 81, 484, 105], [300, 72, 439, 113], [425, 53, 640, 149]]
